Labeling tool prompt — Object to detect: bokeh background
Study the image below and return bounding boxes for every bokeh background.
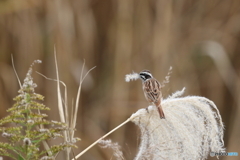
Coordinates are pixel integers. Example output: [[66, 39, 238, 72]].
[[0, 0, 239, 160]]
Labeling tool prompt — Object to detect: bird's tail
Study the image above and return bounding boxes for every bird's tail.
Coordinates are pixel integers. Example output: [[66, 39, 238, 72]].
[[154, 101, 165, 119], [155, 103, 165, 119]]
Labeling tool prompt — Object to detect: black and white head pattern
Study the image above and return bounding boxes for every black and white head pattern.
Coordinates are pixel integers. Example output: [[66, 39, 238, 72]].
[[139, 70, 153, 81]]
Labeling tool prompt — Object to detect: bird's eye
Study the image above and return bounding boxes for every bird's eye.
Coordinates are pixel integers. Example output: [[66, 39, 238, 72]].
[[145, 75, 151, 79]]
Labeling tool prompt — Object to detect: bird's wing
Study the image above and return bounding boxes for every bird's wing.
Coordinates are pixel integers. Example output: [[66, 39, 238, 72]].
[[143, 79, 161, 102]]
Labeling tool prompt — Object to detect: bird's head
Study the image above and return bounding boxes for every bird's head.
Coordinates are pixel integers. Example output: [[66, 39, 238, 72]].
[[139, 70, 153, 81]]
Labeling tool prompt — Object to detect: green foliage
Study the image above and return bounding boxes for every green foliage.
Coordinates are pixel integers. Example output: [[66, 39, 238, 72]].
[[0, 60, 79, 160]]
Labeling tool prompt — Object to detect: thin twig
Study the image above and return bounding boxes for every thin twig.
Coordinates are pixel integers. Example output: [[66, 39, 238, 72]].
[[71, 62, 96, 140], [11, 54, 22, 88], [70, 60, 85, 140], [36, 72, 67, 88], [54, 46, 65, 123], [72, 117, 133, 160], [37, 71, 71, 141], [54, 46, 69, 160], [81, 66, 97, 83]]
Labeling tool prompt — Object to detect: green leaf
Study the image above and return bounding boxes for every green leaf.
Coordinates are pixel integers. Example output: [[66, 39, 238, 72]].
[[14, 146, 25, 152], [25, 93, 31, 103], [17, 154, 25, 160], [32, 139, 42, 144]]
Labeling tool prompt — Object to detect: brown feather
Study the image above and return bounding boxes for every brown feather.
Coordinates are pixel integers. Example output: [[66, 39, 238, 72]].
[[142, 78, 165, 119]]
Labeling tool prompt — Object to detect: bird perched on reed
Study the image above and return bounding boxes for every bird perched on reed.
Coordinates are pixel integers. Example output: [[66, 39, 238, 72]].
[[139, 70, 165, 119]]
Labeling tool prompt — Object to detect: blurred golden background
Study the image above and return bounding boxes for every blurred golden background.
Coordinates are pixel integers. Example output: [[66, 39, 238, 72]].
[[0, 0, 239, 159]]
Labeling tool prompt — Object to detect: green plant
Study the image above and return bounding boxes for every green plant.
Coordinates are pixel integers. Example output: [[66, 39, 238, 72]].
[[0, 60, 78, 160]]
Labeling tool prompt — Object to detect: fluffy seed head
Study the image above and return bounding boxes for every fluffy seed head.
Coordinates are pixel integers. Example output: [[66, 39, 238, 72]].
[[125, 72, 140, 82], [131, 89, 225, 160], [23, 137, 32, 145]]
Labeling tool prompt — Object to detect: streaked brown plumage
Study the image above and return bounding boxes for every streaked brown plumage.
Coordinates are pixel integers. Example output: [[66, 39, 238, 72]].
[[139, 70, 165, 119]]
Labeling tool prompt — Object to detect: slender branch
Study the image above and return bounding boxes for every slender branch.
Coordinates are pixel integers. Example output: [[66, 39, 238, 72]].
[[54, 46, 70, 160], [36, 72, 67, 88], [11, 54, 22, 88], [71, 64, 96, 139], [36, 71, 70, 139], [71, 60, 85, 140], [72, 117, 133, 160], [81, 66, 97, 83], [54, 46, 65, 123]]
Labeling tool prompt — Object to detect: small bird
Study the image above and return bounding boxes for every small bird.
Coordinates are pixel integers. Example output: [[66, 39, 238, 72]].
[[139, 70, 165, 119]]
